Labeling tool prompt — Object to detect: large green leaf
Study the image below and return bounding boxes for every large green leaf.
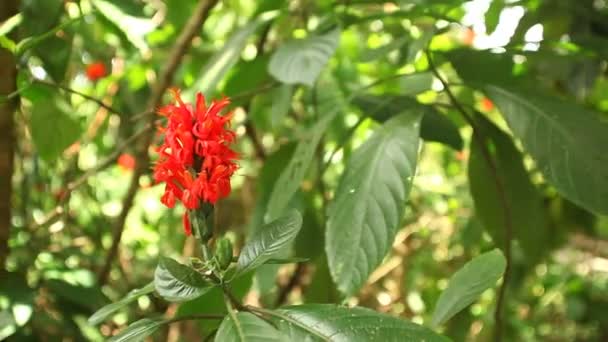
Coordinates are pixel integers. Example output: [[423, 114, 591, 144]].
[[272, 304, 449, 341], [485, 85, 608, 215], [29, 97, 82, 163], [352, 94, 463, 150], [468, 114, 548, 262], [108, 318, 165, 342], [326, 112, 421, 295], [88, 282, 154, 325], [216, 312, 283, 342], [431, 249, 506, 326], [154, 257, 212, 302], [268, 27, 340, 86], [194, 11, 278, 95], [234, 209, 303, 278]]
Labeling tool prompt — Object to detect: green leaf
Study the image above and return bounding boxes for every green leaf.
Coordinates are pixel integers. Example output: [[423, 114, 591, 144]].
[[326, 112, 421, 296], [93, 0, 156, 52], [484, 0, 503, 34], [216, 312, 283, 342], [268, 27, 340, 86], [88, 282, 155, 325], [235, 210, 303, 278], [352, 94, 463, 150], [108, 318, 165, 342], [360, 36, 408, 62], [446, 49, 515, 86], [468, 114, 547, 262], [265, 109, 341, 220], [263, 257, 309, 264], [194, 11, 279, 96], [0, 311, 17, 340], [431, 249, 506, 326], [272, 304, 449, 341], [29, 96, 82, 163], [485, 85, 608, 215], [223, 56, 270, 100], [154, 257, 212, 302]]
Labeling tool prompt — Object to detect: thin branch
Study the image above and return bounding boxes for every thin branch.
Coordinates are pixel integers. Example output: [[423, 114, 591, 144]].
[[426, 49, 513, 342], [98, 0, 220, 285], [32, 124, 152, 229], [34, 79, 122, 116], [166, 314, 224, 323], [274, 263, 306, 307]]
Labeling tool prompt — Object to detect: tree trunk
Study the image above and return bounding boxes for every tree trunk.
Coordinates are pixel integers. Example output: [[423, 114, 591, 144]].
[[0, 0, 19, 271]]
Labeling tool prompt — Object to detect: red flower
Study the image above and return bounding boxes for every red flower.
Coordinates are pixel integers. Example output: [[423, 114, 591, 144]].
[[117, 153, 136, 171], [86, 62, 107, 81], [154, 89, 238, 235], [481, 97, 494, 112]]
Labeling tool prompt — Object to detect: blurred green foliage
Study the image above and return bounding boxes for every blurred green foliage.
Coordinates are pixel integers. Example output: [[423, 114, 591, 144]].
[[1, 0, 608, 341]]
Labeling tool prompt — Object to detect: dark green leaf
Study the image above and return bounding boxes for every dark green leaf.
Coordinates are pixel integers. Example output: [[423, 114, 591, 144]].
[[326, 112, 421, 295], [468, 114, 548, 262], [29, 94, 82, 163], [352, 94, 463, 150], [273, 304, 449, 341], [154, 257, 212, 302], [263, 257, 309, 264], [216, 312, 283, 342], [45, 279, 107, 312], [108, 318, 165, 342], [265, 107, 342, 220], [446, 49, 515, 86], [485, 85, 608, 215], [268, 27, 340, 86], [88, 282, 155, 325], [235, 209, 303, 278], [431, 249, 506, 326], [223, 56, 270, 100]]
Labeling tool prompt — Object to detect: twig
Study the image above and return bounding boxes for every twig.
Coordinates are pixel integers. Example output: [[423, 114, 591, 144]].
[[167, 314, 224, 323], [32, 125, 152, 229], [34, 79, 122, 116], [98, 0, 220, 285], [426, 50, 513, 342], [275, 263, 307, 307]]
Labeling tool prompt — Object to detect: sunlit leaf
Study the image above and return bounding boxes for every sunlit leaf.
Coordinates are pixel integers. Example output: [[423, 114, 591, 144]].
[[108, 318, 165, 342], [432, 249, 506, 326], [89, 283, 154, 325]]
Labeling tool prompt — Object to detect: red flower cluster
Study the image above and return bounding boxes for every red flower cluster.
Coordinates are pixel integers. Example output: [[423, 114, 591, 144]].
[[154, 89, 238, 235], [86, 61, 107, 81]]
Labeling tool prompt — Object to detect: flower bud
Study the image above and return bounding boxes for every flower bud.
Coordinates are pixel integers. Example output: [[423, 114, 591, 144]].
[[214, 237, 233, 270]]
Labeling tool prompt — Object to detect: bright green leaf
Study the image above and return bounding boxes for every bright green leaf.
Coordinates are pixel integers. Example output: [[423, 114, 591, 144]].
[[88, 282, 155, 325], [154, 257, 212, 302], [216, 312, 283, 342], [485, 85, 608, 215], [272, 304, 449, 341], [431, 249, 506, 326], [93, 0, 156, 52], [235, 209, 303, 278], [326, 112, 421, 295], [268, 27, 341, 86]]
